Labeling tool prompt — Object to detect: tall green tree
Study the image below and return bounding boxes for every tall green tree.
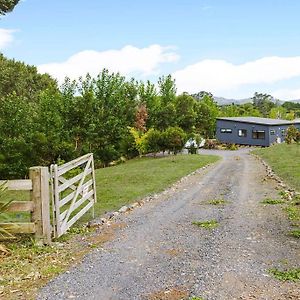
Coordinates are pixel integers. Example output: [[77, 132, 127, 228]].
[[91, 69, 137, 165], [191, 91, 213, 101], [0, 93, 35, 178], [269, 106, 287, 119], [219, 103, 262, 117], [195, 94, 219, 138], [175, 93, 197, 132], [0, 54, 58, 100], [282, 101, 300, 118], [33, 90, 74, 165], [238, 103, 262, 117], [155, 101, 176, 131], [138, 80, 159, 128], [158, 74, 176, 105], [252, 92, 276, 117], [155, 75, 177, 130], [0, 0, 19, 15]]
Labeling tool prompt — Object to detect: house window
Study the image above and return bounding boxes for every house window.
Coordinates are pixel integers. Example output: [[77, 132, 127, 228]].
[[281, 129, 285, 135], [252, 130, 265, 139], [238, 129, 247, 137], [270, 130, 275, 135], [220, 128, 232, 133]]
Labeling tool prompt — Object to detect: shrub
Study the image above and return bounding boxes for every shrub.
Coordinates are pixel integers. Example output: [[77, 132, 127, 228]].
[[203, 139, 218, 149], [144, 129, 162, 156], [188, 142, 197, 154], [95, 145, 120, 167], [225, 143, 238, 150], [128, 127, 147, 157], [120, 133, 139, 159], [286, 125, 300, 144], [163, 126, 187, 154]]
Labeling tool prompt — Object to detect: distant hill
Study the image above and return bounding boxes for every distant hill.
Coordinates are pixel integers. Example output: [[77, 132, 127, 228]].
[[213, 97, 252, 105], [208, 96, 300, 106], [191, 92, 251, 105], [191, 91, 300, 105], [288, 99, 300, 104]]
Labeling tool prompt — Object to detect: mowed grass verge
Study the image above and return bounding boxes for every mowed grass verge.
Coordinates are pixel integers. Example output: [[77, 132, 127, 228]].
[[93, 154, 220, 217], [252, 143, 300, 191], [1, 153, 219, 224]]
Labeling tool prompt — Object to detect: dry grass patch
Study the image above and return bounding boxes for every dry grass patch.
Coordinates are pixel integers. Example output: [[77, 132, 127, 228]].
[[164, 248, 182, 257], [147, 287, 189, 300], [0, 222, 125, 300]]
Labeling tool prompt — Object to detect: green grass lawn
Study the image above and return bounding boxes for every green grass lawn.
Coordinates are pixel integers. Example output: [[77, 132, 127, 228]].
[[1, 154, 219, 223], [0, 190, 31, 222], [252, 143, 300, 191], [92, 154, 219, 217]]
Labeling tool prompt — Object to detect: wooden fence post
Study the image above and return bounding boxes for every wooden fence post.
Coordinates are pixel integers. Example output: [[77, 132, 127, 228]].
[[29, 167, 52, 245]]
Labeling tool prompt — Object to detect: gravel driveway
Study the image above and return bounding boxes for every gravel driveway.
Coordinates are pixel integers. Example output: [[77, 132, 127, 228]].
[[38, 149, 300, 300]]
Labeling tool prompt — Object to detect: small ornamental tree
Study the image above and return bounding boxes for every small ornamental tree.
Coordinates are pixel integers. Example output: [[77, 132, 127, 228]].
[[163, 126, 187, 154], [128, 127, 147, 157], [144, 129, 162, 157], [134, 104, 148, 132], [285, 125, 300, 144]]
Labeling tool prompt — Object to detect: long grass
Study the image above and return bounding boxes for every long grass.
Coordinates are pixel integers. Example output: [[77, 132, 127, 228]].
[[252, 143, 300, 191]]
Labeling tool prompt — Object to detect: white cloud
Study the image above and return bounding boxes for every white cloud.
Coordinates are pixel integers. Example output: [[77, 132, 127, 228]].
[[0, 28, 15, 49], [38, 44, 179, 82], [173, 56, 300, 98], [272, 88, 300, 100]]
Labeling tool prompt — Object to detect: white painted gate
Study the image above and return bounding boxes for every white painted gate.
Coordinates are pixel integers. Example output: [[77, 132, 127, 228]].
[[50, 153, 97, 237]]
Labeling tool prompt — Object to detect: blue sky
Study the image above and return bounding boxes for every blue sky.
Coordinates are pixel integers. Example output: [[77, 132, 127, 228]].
[[1, 0, 300, 99]]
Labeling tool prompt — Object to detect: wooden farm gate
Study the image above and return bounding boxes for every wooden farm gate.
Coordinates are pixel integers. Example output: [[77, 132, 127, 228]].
[[50, 153, 97, 238], [0, 167, 51, 244]]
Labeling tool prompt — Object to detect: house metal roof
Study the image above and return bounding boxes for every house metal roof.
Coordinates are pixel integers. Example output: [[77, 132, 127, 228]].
[[216, 117, 300, 126]]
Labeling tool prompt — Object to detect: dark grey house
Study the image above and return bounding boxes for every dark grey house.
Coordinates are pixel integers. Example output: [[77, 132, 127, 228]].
[[216, 117, 300, 146]]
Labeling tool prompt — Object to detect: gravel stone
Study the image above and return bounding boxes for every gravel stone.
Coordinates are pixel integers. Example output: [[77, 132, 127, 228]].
[[118, 206, 130, 213], [105, 212, 115, 219]]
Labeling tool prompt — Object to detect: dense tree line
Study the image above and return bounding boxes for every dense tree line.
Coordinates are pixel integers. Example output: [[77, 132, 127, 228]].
[[1, 54, 299, 178], [0, 55, 219, 178], [219, 92, 300, 119]]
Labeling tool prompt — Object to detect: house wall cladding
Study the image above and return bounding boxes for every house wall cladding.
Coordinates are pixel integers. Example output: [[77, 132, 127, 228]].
[[216, 119, 300, 146], [216, 119, 269, 146]]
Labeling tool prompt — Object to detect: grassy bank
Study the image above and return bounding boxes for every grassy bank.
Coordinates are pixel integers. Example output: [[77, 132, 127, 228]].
[[93, 153, 220, 217], [254, 143, 300, 282], [252, 143, 300, 191], [1, 154, 220, 224]]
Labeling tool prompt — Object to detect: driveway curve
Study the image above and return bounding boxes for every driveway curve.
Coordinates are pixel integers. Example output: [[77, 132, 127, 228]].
[[38, 149, 300, 300]]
